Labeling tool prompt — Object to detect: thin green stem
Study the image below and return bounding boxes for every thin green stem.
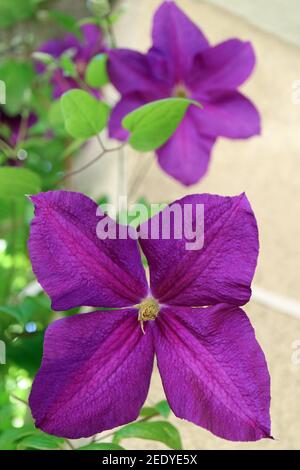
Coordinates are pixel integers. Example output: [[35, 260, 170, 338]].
[[129, 155, 155, 201], [57, 143, 125, 183], [65, 440, 75, 450], [11, 394, 28, 406], [0, 138, 14, 159], [104, 14, 117, 48]]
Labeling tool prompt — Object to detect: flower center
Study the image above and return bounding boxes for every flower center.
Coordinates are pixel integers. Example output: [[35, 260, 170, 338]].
[[173, 83, 189, 98], [138, 298, 159, 333]]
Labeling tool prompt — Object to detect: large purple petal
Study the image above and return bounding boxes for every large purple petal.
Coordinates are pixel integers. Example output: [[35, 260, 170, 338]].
[[109, 93, 150, 141], [29, 309, 154, 438], [187, 39, 256, 92], [28, 191, 148, 310], [191, 91, 261, 139], [151, 1, 209, 83], [156, 110, 216, 186], [154, 305, 271, 441], [108, 49, 168, 97], [139, 193, 258, 306]]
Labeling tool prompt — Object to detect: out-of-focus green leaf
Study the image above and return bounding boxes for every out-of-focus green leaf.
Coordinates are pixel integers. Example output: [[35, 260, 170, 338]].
[[0, 60, 34, 115], [7, 331, 44, 375], [77, 443, 125, 450], [49, 10, 81, 37], [62, 139, 85, 160], [85, 54, 109, 88], [60, 52, 77, 78], [0, 0, 37, 28], [48, 100, 65, 128], [17, 431, 65, 450], [0, 305, 30, 326], [86, 0, 111, 18], [122, 98, 202, 152], [0, 168, 41, 200], [0, 295, 52, 328], [0, 426, 34, 450], [31, 52, 55, 66], [61, 89, 110, 138], [113, 421, 182, 450]]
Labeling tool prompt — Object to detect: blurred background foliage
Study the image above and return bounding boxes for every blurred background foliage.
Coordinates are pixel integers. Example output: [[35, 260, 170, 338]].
[[0, 0, 183, 450]]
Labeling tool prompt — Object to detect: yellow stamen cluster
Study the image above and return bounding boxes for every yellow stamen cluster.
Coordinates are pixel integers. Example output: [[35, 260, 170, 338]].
[[138, 298, 160, 333], [173, 83, 188, 98]]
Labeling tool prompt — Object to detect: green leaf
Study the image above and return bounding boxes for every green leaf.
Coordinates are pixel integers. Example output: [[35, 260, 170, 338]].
[[140, 400, 170, 419], [31, 52, 55, 66], [87, 0, 111, 18], [0, 168, 41, 200], [77, 443, 125, 450], [0, 426, 34, 450], [61, 89, 110, 139], [113, 421, 182, 450], [17, 432, 65, 450], [122, 98, 202, 152], [7, 331, 44, 375], [0, 0, 37, 28], [139, 407, 158, 418], [60, 52, 77, 78], [85, 54, 109, 88], [49, 10, 81, 37], [0, 60, 34, 115], [48, 100, 65, 128], [155, 400, 171, 418], [0, 305, 30, 326]]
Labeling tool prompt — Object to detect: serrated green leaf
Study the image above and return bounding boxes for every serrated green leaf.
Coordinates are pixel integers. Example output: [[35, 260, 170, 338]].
[[77, 443, 125, 450], [85, 54, 109, 88], [113, 421, 182, 450], [61, 89, 110, 139], [0, 167, 41, 200], [122, 98, 202, 152]]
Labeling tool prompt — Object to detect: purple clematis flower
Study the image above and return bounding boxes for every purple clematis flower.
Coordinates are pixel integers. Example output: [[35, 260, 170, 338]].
[[36, 24, 106, 98], [0, 109, 37, 148], [108, 1, 261, 186], [28, 190, 271, 441]]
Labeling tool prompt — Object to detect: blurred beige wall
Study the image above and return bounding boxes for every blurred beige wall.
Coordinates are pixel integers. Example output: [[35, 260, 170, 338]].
[[207, 0, 300, 47]]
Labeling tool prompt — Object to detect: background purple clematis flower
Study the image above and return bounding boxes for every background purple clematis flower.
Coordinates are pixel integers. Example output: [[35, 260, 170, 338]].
[[36, 24, 106, 98], [0, 109, 37, 166], [28, 190, 271, 441], [0, 109, 37, 148], [108, 1, 261, 186]]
